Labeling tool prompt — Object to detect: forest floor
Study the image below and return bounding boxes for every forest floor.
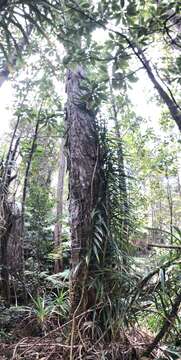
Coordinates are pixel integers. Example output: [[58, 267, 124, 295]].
[[0, 320, 157, 360], [0, 302, 177, 360], [0, 256, 180, 359]]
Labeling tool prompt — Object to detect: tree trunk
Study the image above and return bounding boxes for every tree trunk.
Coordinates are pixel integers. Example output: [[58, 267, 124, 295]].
[[165, 170, 173, 244], [54, 138, 66, 273], [0, 204, 12, 304], [65, 66, 100, 315], [21, 117, 40, 229], [20, 116, 40, 302], [2, 117, 20, 186], [0, 121, 20, 303], [177, 166, 181, 197], [21, 116, 40, 260], [109, 79, 129, 241]]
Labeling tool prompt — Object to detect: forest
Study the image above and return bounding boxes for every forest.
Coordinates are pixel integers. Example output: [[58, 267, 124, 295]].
[[0, 0, 181, 359]]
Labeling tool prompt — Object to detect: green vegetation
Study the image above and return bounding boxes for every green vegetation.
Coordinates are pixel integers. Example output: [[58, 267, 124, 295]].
[[0, 1, 180, 359]]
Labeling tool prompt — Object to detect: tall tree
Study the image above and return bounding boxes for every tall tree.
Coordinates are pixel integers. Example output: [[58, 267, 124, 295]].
[[65, 65, 102, 315], [109, 77, 129, 241], [54, 138, 66, 273], [0, 120, 20, 302]]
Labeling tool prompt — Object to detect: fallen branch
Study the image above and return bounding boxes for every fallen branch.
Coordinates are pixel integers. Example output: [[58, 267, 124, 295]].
[[19, 343, 79, 348], [143, 290, 181, 357], [129, 255, 180, 309], [133, 255, 180, 292], [18, 304, 102, 357], [148, 243, 181, 250]]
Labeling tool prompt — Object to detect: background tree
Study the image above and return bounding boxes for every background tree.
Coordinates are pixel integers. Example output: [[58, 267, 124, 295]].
[[0, 1, 180, 359]]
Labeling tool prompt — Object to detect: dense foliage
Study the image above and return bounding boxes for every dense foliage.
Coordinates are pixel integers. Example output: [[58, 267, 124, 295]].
[[0, 1, 180, 359]]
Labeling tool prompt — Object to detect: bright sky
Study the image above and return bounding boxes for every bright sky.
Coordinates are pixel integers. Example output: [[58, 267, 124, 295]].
[[0, 81, 14, 137], [129, 71, 161, 124], [0, 28, 163, 139], [1, 10, 180, 143], [0, 72, 161, 139]]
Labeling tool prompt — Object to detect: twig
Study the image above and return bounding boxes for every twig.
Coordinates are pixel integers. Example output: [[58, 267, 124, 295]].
[[19, 342, 78, 348], [12, 338, 27, 359], [45, 348, 56, 360], [19, 305, 100, 357]]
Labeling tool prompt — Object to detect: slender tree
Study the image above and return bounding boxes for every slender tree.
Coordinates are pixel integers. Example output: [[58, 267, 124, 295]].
[[109, 77, 129, 241], [54, 138, 66, 273], [0, 121, 20, 302]]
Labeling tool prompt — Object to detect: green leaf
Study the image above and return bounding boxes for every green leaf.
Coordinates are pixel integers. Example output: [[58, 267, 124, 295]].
[[159, 268, 165, 292], [93, 244, 100, 263], [173, 226, 181, 240], [127, 73, 138, 83], [127, 2, 137, 16], [94, 232, 103, 244], [176, 56, 181, 70], [85, 251, 91, 266], [109, 32, 115, 40], [163, 347, 181, 359], [137, 27, 147, 38]]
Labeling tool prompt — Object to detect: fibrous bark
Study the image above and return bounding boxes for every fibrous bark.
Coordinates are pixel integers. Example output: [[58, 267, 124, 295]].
[[65, 65, 101, 315], [0, 120, 20, 303]]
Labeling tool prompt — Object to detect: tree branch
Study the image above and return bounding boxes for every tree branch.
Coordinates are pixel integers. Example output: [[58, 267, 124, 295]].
[[148, 243, 181, 250], [65, 2, 181, 131], [0, 24, 33, 88], [143, 290, 181, 357]]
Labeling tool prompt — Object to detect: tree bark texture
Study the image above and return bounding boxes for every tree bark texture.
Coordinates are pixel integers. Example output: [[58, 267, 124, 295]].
[[65, 66, 100, 315], [54, 138, 66, 273], [0, 122, 20, 303], [0, 201, 12, 303]]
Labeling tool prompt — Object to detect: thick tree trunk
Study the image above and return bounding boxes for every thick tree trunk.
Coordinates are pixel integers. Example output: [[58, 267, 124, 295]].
[[65, 66, 100, 315], [54, 138, 66, 273]]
